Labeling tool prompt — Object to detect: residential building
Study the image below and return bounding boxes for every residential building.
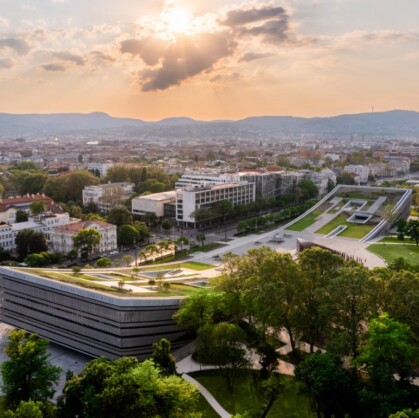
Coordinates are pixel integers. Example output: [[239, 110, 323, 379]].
[[51, 220, 117, 255], [176, 182, 255, 228], [82, 182, 135, 213], [344, 165, 369, 184], [0, 193, 61, 224], [87, 161, 114, 177], [0, 224, 14, 251]]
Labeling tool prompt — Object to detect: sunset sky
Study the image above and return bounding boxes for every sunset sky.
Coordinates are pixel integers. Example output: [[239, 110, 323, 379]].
[[0, 0, 418, 120]]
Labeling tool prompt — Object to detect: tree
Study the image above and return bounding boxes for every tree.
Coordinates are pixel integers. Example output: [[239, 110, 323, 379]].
[[406, 220, 419, 245], [336, 172, 356, 185], [64, 170, 99, 202], [58, 358, 199, 418], [353, 314, 417, 417], [151, 338, 177, 376], [175, 236, 189, 252], [298, 248, 344, 353], [1, 330, 61, 408], [122, 254, 134, 267], [29, 201, 47, 217], [295, 353, 356, 418], [133, 221, 150, 243], [95, 257, 112, 268], [195, 322, 249, 391], [3, 400, 46, 418], [72, 228, 101, 261], [161, 218, 172, 231], [196, 232, 206, 246], [107, 205, 133, 227], [15, 229, 48, 260], [72, 266, 81, 276], [397, 218, 408, 240], [297, 179, 319, 200], [117, 224, 139, 247], [15, 210, 28, 223]]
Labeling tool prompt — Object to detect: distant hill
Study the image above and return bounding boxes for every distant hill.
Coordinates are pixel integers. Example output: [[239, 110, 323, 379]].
[[1, 109, 419, 137]]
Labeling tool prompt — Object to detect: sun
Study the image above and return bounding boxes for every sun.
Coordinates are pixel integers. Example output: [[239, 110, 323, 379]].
[[165, 7, 193, 34]]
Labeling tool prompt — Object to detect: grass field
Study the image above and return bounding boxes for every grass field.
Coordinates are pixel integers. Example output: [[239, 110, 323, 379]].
[[196, 393, 219, 418], [286, 213, 317, 231], [367, 243, 419, 266], [191, 370, 315, 418], [315, 213, 374, 239]]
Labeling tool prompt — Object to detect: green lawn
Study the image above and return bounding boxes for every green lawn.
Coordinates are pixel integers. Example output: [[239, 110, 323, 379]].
[[367, 243, 419, 266], [179, 261, 215, 270], [315, 213, 374, 239], [190, 370, 315, 418], [286, 213, 317, 231], [379, 236, 416, 244]]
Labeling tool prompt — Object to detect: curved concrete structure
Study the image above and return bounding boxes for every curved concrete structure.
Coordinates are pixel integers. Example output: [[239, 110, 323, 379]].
[[0, 267, 189, 359]]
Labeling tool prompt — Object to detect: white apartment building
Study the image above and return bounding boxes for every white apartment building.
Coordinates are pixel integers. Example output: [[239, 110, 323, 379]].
[[87, 161, 114, 177], [132, 191, 177, 218], [176, 182, 255, 228], [0, 224, 14, 251], [82, 182, 135, 213], [175, 173, 228, 189], [344, 165, 370, 184], [51, 220, 117, 255]]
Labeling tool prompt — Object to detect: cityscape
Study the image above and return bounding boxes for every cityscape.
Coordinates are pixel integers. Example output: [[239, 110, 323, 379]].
[[0, 1, 419, 417]]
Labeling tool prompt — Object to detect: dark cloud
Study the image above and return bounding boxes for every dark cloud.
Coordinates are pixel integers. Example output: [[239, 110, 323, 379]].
[[124, 32, 236, 91], [120, 37, 167, 66], [52, 51, 85, 65], [42, 63, 67, 72], [221, 5, 290, 44], [239, 52, 274, 62], [0, 38, 30, 55], [210, 72, 240, 83], [0, 58, 13, 69], [222, 6, 286, 27]]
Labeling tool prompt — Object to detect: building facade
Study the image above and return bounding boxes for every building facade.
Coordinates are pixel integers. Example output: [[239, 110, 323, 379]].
[[51, 220, 117, 255], [82, 182, 135, 213], [0, 267, 187, 359], [131, 191, 177, 218]]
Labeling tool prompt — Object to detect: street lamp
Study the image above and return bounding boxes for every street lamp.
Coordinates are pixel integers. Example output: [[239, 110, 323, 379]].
[[133, 245, 138, 266]]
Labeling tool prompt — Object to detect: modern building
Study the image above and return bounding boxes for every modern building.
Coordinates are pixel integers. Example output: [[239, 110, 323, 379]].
[[51, 220, 117, 255], [82, 182, 135, 213], [176, 182, 255, 227], [0, 267, 187, 359], [131, 191, 177, 218]]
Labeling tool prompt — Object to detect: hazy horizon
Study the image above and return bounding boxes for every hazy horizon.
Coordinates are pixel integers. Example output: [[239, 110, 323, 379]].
[[1, 1, 419, 120]]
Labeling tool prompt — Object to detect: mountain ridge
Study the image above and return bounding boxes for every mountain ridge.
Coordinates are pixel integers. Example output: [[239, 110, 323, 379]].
[[1, 109, 419, 137]]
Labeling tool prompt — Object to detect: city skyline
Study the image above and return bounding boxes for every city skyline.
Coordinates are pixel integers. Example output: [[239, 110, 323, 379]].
[[1, 0, 419, 120]]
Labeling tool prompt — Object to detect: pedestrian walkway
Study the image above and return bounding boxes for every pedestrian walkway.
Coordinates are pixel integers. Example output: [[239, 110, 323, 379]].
[[183, 373, 231, 418]]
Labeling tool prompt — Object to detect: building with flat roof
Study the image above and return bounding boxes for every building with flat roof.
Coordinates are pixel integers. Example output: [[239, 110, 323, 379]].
[[0, 267, 187, 359], [176, 182, 255, 228], [131, 191, 177, 218]]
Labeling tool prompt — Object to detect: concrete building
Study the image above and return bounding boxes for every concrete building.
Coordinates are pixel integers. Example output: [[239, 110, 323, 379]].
[[176, 182, 255, 228], [87, 161, 114, 177], [82, 182, 135, 213], [0, 224, 14, 251], [51, 220, 117, 255], [0, 267, 187, 359], [131, 191, 177, 218]]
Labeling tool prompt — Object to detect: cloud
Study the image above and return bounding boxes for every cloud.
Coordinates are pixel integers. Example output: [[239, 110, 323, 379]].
[[220, 5, 290, 44], [138, 32, 236, 91], [52, 51, 85, 65], [0, 38, 31, 55], [0, 17, 9, 29], [89, 50, 115, 63], [221, 5, 286, 27], [120, 37, 167, 65], [0, 58, 13, 69], [239, 52, 274, 62], [42, 63, 67, 72]]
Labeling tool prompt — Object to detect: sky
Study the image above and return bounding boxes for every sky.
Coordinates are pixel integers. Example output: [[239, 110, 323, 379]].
[[0, 0, 419, 120]]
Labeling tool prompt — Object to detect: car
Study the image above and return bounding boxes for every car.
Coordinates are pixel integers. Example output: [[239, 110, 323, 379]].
[[253, 241, 262, 245], [109, 250, 119, 255]]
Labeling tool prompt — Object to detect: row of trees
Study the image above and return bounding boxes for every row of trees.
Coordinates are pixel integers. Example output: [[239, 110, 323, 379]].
[[175, 247, 419, 417]]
